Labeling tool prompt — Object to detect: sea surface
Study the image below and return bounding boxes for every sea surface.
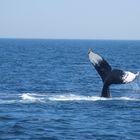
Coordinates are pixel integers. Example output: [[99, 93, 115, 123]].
[[0, 39, 140, 140]]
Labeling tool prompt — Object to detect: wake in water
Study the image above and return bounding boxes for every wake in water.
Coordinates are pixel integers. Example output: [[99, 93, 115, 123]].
[[0, 93, 140, 104], [20, 93, 140, 103]]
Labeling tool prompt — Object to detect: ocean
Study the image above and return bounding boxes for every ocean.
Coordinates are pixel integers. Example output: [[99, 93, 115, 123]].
[[0, 39, 140, 139]]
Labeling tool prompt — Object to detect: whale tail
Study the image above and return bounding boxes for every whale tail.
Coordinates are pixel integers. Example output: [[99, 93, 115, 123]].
[[88, 49, 139, 98], [101, 84, 111, 98], [88, 48, 112, 82], [88, 49, 112, 97]]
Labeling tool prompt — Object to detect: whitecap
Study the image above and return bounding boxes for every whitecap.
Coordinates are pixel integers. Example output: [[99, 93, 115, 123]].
[[0, 99, 17, 104], [0, 93, 139, 105], [19, 93, 140, 103], [20, 93, 44, 103], [48, 94, 105, 101], [113, 96, 140, 101]]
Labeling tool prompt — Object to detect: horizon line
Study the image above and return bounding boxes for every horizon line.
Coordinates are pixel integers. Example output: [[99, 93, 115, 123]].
[[0, 37, 140, 41]]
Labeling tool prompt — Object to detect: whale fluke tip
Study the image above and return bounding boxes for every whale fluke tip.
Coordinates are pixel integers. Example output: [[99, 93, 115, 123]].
[[88, 48, 93, 54]]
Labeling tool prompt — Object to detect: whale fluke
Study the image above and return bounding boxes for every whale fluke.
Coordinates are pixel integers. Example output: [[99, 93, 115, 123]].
[[88, 49, 139, 98], [88, 49, 112, 82]]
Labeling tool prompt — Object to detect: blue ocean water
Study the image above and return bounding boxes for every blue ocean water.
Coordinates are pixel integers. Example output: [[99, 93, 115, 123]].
[[0, 39, 140, 139]]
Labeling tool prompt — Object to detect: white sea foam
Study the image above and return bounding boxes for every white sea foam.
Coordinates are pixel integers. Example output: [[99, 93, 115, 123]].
[[0, 99, 17, 104], [0, 93, 139, 104], [20, 93, 45, 103], [20, 93, 140, 102], [113, 96, 140, 101], [21, 93, 36, 101], [48, 94, 106, 101]]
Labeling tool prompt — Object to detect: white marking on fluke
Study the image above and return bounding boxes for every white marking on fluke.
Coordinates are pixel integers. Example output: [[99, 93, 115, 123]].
[[122, 71, 139, 83], [88, 49, 102, 65]]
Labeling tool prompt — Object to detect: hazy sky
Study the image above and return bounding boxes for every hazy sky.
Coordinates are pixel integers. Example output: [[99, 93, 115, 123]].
[[0, 0, 140, 40]]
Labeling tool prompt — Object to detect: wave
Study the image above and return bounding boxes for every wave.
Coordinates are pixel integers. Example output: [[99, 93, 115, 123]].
[[0, 99, 17, 104], [20, 93, 140, 103], [0, 93, 139, 104]]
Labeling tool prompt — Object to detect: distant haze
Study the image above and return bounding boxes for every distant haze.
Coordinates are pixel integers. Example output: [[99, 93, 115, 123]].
[[0, 0, 140, 40]]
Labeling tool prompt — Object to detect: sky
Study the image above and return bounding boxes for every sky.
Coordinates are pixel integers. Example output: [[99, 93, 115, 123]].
[[0, 0, 140, 40]]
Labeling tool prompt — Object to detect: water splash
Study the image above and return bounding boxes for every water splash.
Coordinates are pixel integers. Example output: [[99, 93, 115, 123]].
[[20, 93, 140, 102], [0, 93, 139, 104], [20, 93, 45, 103]]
